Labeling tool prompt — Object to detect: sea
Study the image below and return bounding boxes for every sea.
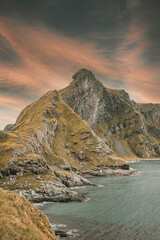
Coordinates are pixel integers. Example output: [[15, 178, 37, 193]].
[[38, 161, 160, 240]]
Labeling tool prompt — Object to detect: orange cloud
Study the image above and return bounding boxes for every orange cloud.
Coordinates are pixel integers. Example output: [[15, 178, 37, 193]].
[[0, 95, 31, 111], [0, 16, 159, 130], [0, 17, 119, 95], [0, 113, 17, 120], [0, 95, 32, 130], [127, 0, 140, 8], [116, 23, 160, 103], [0, 17, 122, 129]]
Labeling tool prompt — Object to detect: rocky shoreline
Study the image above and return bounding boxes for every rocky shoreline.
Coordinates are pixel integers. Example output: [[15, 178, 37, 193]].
[[127, 159, 160, 163], [79, 167, 138, 177], [34, 166, 139, 239], [0, 165, 138, 203]]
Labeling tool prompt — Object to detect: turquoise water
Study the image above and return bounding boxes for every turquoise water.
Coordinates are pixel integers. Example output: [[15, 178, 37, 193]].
[[38, 162, 160, 239]]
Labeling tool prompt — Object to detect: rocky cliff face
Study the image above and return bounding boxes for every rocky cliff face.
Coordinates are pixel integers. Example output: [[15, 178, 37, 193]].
[[0, 68, 159, 202], [0, 86, 126, 202], [139, 103, 160, 139], [60, 69, 160, 159]]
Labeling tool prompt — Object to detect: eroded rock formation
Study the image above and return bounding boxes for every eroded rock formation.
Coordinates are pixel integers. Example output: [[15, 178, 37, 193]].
[[0, 69, 159, 202]]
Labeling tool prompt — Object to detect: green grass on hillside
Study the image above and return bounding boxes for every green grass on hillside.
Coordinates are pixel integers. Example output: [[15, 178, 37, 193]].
[[0, 188, 57, 240]]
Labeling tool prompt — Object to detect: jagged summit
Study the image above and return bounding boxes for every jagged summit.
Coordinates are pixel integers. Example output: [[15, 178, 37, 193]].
[[71, 69, 129, 97], [63, 69, 131, 105], [67, 68, 106, 94], [60, 69, 160, 158], [2, 69, 160, 160], [0, 68, 159, 204], [60, 69, 133, 127], [72, 68, 95, 81]]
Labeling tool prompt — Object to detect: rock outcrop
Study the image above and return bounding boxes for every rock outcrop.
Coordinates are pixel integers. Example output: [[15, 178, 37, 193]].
[[60, 69, 160, 159], [3, 124, 15, 131], [1, 68, 159, 202], [0, 87, 126, 202]]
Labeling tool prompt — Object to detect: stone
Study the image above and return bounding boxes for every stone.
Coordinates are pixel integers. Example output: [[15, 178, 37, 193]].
[[55, 230, 73, 237], [3, 124, 15, 131]]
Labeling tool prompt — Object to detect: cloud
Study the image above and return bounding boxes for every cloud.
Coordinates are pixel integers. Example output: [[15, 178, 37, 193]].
[[127, 0, 140, 8], [116, 22, 160, 103], [0, 16, 120, 129], [0, 95, 31, 111], [0, 11, 159, 129], [0, 17, 119, 93], [0, 113, 17, 120]]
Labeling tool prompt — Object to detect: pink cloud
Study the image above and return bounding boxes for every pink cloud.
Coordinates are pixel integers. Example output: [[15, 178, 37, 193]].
[[116, 23, 160, 103], [0, 113, 17, 120], [0, 16, 159, 131], [128, 0, 140, 8], [0, 95, 32, 111], [0, 17, 119, 95], [0, 17, 122, 129]]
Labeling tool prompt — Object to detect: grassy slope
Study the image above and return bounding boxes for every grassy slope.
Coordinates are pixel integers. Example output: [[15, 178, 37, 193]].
[[93, 98, 160, 159], [0, 131, 18, 168], [0, 90, 124, 172], [0, 188, 56, 240]]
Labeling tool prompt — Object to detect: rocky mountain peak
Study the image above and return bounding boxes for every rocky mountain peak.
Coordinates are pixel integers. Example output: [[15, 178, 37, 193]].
[[0, 69, 159, 208], [60, 70, 160, 158], [60, 69, 132, 126], [70, 68, 104, 93], [72, 68, 95, 81]]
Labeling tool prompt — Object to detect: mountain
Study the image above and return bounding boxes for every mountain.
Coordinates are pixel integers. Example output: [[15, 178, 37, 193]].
[[0, 187, 57, 240], [60, 69, 160, 159], [0, 88, 127, 202], [0, 69, 159, 201]]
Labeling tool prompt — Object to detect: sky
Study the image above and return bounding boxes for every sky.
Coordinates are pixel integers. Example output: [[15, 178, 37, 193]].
[[0, 0, 160, 130]]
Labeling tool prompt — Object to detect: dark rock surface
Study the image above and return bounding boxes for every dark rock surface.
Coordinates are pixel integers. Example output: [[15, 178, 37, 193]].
[[17, 178, 86, 203], [60, 69, 160, 158], [3, 124, 15, 131]]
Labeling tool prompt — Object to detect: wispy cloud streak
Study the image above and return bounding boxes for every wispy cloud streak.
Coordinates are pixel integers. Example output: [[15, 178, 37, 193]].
[[0, 17, 119, 92], [0, 14, 159, 129], [116, 23, 160, 103]]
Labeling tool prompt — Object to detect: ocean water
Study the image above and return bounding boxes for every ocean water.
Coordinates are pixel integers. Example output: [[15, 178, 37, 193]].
[[38, 162, 160, 240]]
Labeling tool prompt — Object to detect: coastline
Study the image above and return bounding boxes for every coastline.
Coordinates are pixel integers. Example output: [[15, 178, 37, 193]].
[[127, 158, 160, 163], [35, 165, 141, 238]]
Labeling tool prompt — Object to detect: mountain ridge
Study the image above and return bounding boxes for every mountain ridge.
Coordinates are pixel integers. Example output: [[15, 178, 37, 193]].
[[60, 69, 160, 159], [0, 68, 159, 202]]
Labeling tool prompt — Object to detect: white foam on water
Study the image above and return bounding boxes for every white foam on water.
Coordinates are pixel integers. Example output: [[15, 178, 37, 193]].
[[67, 229, 79, 237], [34, 201, 53, 207], [96, 184, 104, 188], [69, 186, 88, 190], [51, 223, 67, 230], [84, 197, 90, 202]]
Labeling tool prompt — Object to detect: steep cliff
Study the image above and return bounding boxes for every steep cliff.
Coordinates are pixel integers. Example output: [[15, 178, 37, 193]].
[[139, 103, 160, 140], [60, 69, 160, 159], [0, 88, 126, 202], [1, 90, 124, 171], [1, 68, 159, 201]]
